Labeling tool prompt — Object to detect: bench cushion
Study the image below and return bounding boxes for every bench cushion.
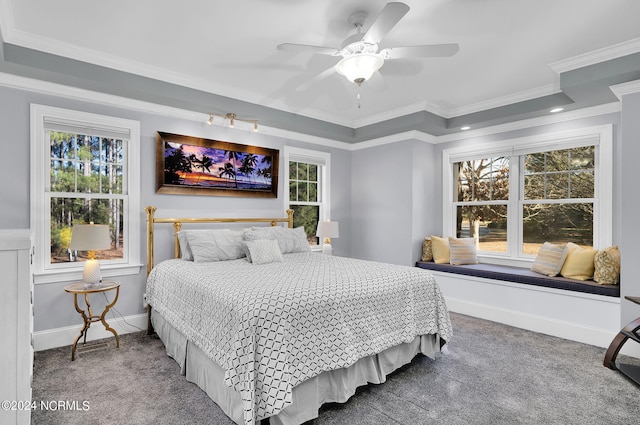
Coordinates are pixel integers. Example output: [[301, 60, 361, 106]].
[[415, 261, 619, 297]]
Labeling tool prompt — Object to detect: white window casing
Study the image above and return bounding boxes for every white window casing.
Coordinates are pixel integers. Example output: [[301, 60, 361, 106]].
[[284, 146, 331, 251], [442, 124, 613, 267], [30, 104, 142, 284]]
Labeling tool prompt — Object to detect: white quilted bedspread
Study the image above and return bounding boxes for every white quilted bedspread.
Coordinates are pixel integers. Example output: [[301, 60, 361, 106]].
[[146, 252, 452, 424]]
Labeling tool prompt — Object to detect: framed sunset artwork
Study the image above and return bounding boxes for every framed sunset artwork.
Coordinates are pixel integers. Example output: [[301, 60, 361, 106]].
[[155, 132, 279, 198]]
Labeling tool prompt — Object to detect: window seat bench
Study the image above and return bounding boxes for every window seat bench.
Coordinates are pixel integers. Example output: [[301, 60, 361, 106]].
[[415, 261, 619, 298]]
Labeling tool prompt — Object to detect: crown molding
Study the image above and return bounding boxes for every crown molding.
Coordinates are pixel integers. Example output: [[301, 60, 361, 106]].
[[445, 83, 561, 118], [3, 25, 351, 127], [352, 100, 446, 128], [0, 70, 355, 150], [432, 102, 621, 145], [549, 37, 640, 74], [610, 79, 640, 100], [348, 130, 436, 151], [0, 69, 623, 155]]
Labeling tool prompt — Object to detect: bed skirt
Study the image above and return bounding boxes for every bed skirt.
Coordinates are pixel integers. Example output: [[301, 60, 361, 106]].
[[151, 309, 442, 425]]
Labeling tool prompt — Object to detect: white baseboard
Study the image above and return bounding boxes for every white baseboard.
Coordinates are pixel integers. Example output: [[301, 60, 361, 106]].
[[34, 313, 148, 351], [445, 296, 640, 359]]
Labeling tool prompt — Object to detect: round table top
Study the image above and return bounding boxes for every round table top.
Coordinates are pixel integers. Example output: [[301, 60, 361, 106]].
[[64, 280, 120, 293]]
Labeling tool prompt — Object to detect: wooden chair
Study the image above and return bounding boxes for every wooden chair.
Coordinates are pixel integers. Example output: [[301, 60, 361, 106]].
[[604, 296, 640, 385]]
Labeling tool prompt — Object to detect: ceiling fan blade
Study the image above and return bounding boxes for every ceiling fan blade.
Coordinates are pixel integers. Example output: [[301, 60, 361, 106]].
[[380, 44, 460, 59], [277, 43, 340, 56], [296, 66, 337, 91], [362, 2, 410, 45]]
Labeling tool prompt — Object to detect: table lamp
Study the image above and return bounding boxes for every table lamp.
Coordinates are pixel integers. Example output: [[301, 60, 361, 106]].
[[69, 223, 111, 288], [316, 221, 339, 255]]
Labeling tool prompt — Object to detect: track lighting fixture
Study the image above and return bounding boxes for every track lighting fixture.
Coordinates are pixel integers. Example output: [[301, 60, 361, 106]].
[[205, 112, 258, 131]]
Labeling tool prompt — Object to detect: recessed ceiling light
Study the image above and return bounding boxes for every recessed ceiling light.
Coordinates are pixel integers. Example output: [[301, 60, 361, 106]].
[[461, 126, 471, 130], [550, 107, 564, 113]]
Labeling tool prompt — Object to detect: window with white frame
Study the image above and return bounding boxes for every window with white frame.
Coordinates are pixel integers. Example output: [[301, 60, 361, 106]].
[[284, 146, 331, 246], [30, 104, 141, 283], [443, 125, 612, 265]]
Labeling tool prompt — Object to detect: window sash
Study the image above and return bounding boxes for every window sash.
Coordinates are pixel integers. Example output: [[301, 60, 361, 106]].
[[31, 104, 141, 283], [284, 147, 331, 249], [442, 125, 612, 265]]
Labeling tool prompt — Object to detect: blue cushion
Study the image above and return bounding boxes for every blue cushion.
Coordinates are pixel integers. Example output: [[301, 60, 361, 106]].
[[415, 261, 619, 297]]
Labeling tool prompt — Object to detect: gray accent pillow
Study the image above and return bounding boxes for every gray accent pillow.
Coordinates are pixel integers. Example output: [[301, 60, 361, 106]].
[[186, 231, 245, 262], [177, 229, 231, 261], [246, 239, 283, 265], [243, 226, 310, 254]]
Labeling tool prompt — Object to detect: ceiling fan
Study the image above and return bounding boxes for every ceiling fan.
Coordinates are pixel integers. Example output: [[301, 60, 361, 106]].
[[277, 2, 459, 89]]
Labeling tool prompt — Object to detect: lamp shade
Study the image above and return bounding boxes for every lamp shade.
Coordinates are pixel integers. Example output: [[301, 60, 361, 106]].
[[335, 53, 384, 84], [316, 221, 339, 239], [70, 224, 111, 285], [69, 224, 111, 251]]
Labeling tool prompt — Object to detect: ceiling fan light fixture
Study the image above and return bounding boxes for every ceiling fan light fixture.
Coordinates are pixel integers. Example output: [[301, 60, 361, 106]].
[[336, 53, 384, 85]]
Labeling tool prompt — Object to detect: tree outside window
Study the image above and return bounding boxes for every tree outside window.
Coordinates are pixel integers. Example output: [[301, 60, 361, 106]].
[[522, 146, 594, 254], [453, 146, 595, 255], [289, 160, 320, 245], [49, 132, 125, 264], [454, 157, 509, 252]]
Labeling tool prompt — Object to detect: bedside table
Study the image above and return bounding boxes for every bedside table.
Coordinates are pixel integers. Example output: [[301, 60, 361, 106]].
[[64, 280, 120, 360]]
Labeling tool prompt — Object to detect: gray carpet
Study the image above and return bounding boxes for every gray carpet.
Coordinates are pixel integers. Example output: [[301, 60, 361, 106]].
[[31, 313, 640, 424]]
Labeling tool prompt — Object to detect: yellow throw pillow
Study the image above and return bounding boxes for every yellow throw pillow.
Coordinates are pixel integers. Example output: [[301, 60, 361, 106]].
[[431, 236, 450, 264], [560, 242, 596, 281], [421, 237, 433, 262], [448, 237, 478, 265], [530, 242, 568, 277], [594, 246, 620, 285]]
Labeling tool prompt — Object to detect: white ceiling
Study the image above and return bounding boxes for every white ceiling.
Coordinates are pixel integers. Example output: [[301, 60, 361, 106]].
[[1, 0, 640, 128]]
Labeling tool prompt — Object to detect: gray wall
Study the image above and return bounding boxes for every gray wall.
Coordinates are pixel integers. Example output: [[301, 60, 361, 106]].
[[620, 91, 640, 325], [0, 84, 352, 333], [349, 140, 440, 266]]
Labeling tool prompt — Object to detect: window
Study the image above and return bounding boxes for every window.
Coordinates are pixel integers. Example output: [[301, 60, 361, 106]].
[[454, 157, 510, 253], [283, 146, 331, 247], [30, 104, 141, 283], [521, 146, 595, 254], [443, 125, 612, 265]]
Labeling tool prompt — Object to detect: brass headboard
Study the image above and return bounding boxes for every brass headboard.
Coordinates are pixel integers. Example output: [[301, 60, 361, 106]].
[[144, 205, 294, 276]]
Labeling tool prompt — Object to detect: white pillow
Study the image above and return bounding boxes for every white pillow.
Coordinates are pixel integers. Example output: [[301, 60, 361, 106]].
[[177, 229, 231, 261], [448, 237, 478, 265], [186, 231, 245, 262], [530, 242, 569, 277], [246, 239, 283, 265], [243, 226, 310, 254]]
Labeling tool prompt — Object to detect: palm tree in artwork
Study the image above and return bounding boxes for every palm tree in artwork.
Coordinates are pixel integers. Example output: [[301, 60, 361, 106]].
[[239, 153, 258, 184], [193, 154, 214, 184], [260, 155, 272, 183], [223, 150, 241, 188], [218, 162, 236, 187]]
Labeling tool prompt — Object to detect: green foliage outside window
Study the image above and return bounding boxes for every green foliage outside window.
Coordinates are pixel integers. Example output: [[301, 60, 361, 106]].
[[49, 132, 124, 263], [289, 161, 320, 244]]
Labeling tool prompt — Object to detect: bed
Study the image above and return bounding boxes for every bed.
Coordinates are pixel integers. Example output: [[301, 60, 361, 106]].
[[144, 206, 452, 425]]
